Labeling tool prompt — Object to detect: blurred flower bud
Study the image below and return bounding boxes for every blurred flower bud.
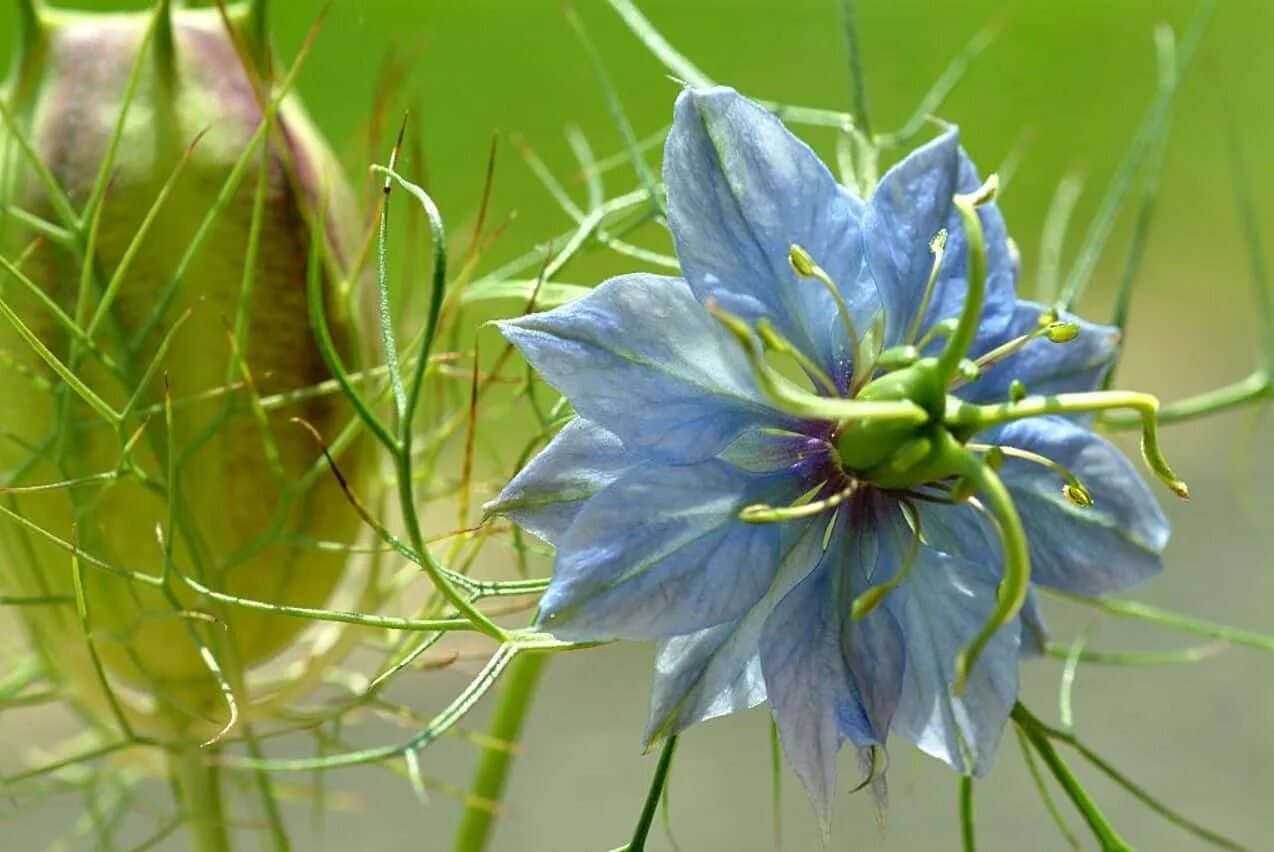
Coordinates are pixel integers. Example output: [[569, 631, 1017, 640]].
[[0, 4, 368, 735]]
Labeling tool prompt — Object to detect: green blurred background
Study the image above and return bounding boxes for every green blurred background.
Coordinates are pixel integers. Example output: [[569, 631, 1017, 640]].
[[2, 0, 1273, 849]]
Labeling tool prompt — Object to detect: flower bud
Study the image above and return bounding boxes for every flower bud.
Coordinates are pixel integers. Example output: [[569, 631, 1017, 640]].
[[0, 6, 368, 729]]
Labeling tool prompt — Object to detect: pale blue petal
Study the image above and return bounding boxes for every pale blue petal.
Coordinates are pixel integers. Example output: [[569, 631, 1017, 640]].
[[842, 504, 907, 744], [498, 274, 789, 465], [912, 489, 1050, 657], [645, 621, 765, 744], [866, 130, 1015, 347], [719, 428, 834, 474], [542, 459, 811, 640], [883, 505, 1020, 776], [1019, 589, 1049, 657], [759, 522, 873, 827], [665, 86, 872, 383], [484, 418, 637, 545], [644, 520, 824, 743], [984, 416, 1168, 595], [960, 300, 1120, 404]]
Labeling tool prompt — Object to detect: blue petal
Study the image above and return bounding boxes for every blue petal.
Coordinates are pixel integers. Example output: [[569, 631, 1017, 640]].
[[984, 416, 1168, 595], [484, 418, 638, 545], [645, 621, 766, 744], [665, 86, 872, 383], [541, 459, 809, 640], [719, 428, 834, 474], [759, 517, 890, 827], [1019, 589, 1049, 657], [644, 520, 824, 742], [865, 129, 1016, 348], [841, 505, 907, 746], [498, 273, 789, 464], [881, 504, 1020, 776], [960, 300, 1120, 404], [911, 490, 1050, 658]]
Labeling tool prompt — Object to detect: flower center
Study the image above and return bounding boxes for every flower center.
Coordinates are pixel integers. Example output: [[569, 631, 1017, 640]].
[[714, 174, 1188, 691]]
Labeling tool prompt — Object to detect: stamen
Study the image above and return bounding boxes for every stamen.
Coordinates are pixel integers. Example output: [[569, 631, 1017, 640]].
[[822, 506, 841, 551], [968, 442, 1093, 508], [905, 228, 949, 345], [851, 501, 922, 619], [951, 313, 1079, 389], [916, 317, 959, 350], [1008, 379, 1028, 402], [788, 244, 861, 372], [739, 478, 861, 524], [707, 301, 930, 427], [755, 318, 839, 396]]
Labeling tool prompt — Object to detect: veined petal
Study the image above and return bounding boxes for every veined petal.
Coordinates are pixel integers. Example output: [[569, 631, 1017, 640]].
[[841, 503, 907, 746], [866, 129, 1015, 348], [960, 300, 1120, 404], [882, 503, 1019, 776], [984, 416, 1168, 596], [542, 459, 810, 640], [1019, 589, 1049, 657], [665, 86, 872, 382], [645, 621, 765, 744], [644, 519, 823, 743], [759, 519, 875, 828], [913, 493, 1049, 658], [484, 418, 638, 545], [498, 274, 789, 465]]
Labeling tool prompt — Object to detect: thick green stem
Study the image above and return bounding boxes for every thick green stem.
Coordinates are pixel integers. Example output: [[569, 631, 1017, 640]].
[[948, 446, 1030, 694], [626, 735, 679, 852], [452, 654, 548, 852], [1012, 704, 1132, 851], [170, 747, 231, 852], [960, 776, 977, 852]]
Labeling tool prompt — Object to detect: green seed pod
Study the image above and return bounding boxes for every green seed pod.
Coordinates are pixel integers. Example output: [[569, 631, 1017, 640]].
[[0, 3, 368, 736]]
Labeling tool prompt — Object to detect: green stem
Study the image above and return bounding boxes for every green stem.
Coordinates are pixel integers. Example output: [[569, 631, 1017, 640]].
[[1023, 710, 1248, 851], [960, 776, 977, 852], [1012, 704, 1131, 851], [837, 0, 873, 137], [1048, 590, 1274, 653], [626, 735, 679, 852], [1102, 371, 1271, 429], [452, 654, 548, 852], [170, 748, 231, 852]]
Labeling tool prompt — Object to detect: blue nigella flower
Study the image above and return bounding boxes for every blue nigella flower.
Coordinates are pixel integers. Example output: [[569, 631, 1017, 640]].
[[488, 86, 1182, 824]]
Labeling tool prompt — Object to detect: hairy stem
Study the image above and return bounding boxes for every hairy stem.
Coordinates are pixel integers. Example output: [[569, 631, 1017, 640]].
[[170, 747, 231, 852], [452, 654, 548, 852]]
